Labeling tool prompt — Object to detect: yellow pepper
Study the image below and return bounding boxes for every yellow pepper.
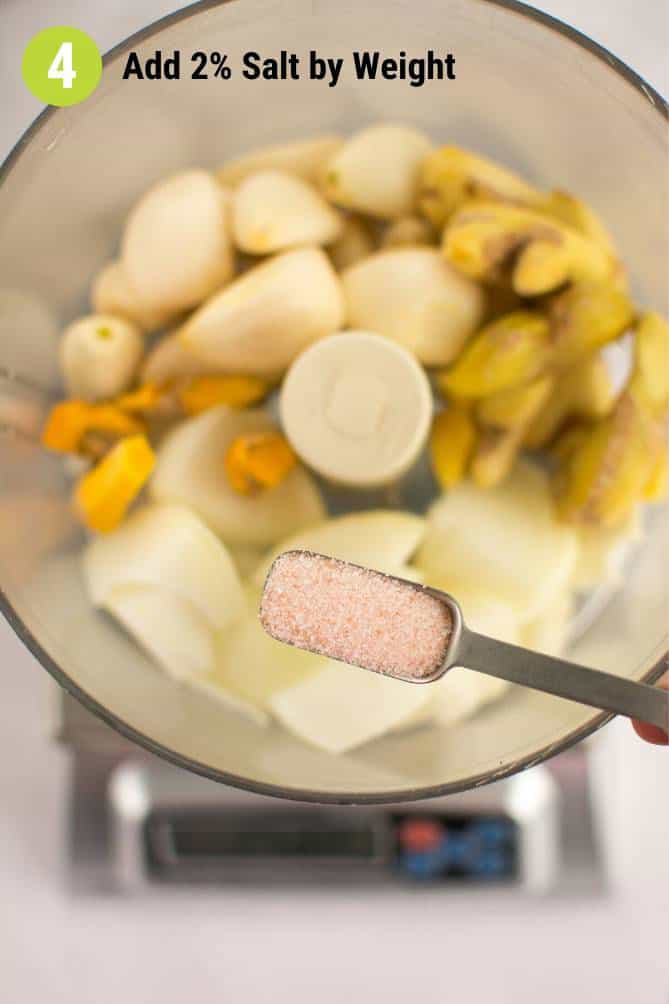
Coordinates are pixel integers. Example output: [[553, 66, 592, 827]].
[[113, 383, 164, 413], [429, 406, 476, 489], [225, 432, 297, 495], [178, 375, 269, 416], [74, 435, 155, 533], [42, 400, 144, 454]]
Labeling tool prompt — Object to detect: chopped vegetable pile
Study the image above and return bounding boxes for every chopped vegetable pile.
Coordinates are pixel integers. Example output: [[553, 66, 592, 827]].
[[40, 124, 668, 753]]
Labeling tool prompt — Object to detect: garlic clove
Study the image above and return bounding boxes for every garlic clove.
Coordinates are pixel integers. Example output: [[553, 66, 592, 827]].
[[322, 124, 433, 219], [217, 135, 343, 188], [180, 247, 345, 377], [121, 170, 235, 315], [232, 170, 343, 254], [59, 314, 143, 401], [342, 248, 485, 366], [91, 260, 179, 333]]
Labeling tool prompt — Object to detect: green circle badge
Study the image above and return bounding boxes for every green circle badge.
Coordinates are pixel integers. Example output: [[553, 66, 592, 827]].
[[22, 27, 102, 107]]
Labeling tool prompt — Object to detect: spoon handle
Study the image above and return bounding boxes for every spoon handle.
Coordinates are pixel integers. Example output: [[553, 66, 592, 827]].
[[457, 628, 669, 730]]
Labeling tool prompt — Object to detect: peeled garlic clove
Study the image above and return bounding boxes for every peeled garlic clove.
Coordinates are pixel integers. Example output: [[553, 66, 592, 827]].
[[59, 314, 143, 401], [342, 248, 484, 366], [322, 124, 433, 219], [140, 329, 214, 385], [91, 261, 178, 333], [416, 461, 579, 621], [83, 501, 244, 632], [217, 135, 343, 188], [121, 170, 235, 315], [103, 584, 216, 680], [270, 658, 433, 754], [253, 509, 426, 586], [180, 248, 345, 377], [232, 170, 343, 254], [150, 406, 325, 547], [381, 215, 435, 249], [327, 215, 377, 271]]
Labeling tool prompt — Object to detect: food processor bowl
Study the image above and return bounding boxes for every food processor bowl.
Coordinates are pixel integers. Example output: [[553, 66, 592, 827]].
[[1, 0, 667, 803]]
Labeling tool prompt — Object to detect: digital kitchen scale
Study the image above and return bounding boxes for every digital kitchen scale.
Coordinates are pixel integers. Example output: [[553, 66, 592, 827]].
[[57, 693, 604, 896]]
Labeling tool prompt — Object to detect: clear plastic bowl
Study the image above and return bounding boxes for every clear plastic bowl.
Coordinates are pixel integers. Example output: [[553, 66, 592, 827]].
[[0, 0, 667, 803]]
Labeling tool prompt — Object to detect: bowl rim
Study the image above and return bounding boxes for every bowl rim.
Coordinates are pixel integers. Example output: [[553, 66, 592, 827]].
[[1, 0, 667, 805]]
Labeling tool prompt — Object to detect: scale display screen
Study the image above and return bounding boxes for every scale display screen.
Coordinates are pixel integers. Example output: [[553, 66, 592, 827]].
[[145, 809, 519, 882]]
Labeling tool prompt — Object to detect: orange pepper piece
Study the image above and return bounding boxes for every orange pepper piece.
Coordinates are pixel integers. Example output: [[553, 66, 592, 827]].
[[225, 432, 297, 495], [42, 401, 92, 453], [42, 400, 144, 455], [178, 375, 268, 416], [114, 383, 163, 413], [74, 435, 155, 533]]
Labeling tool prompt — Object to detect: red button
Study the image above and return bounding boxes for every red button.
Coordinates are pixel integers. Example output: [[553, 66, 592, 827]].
[[398, 818, 444, 852]]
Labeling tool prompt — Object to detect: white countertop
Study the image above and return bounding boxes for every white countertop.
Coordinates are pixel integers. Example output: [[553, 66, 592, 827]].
[[1, 3, 667, 1002]]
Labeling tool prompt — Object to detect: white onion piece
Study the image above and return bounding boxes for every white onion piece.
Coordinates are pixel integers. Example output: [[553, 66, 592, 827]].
[[186, 676, 269, 727], [417, 462, 579, 622], [213, 586, 324, 709], [103, 584, 215, 680], [252, 510, 425, 586], [521, 591, 573, 657], [427, 586, 519, 726], [150, 407, 325, 547], [83, 502, 244, 632], [271, 659, 433, 754], [572, 510, 642, 592]]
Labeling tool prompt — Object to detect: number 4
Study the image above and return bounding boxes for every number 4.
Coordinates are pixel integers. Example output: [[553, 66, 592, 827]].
[[48, 41, 77, 89]]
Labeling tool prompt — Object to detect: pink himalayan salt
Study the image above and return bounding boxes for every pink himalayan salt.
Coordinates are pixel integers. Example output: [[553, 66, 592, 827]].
[[259, 550, 452, 681]]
